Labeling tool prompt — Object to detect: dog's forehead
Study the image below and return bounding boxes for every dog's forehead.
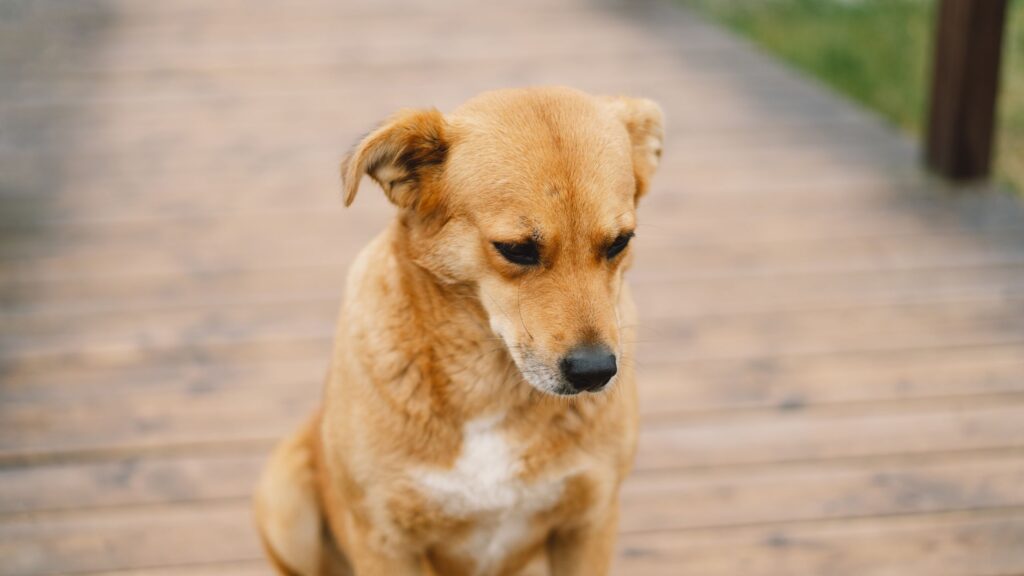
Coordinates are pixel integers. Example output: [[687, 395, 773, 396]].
[[484, 202, 636, 243], [444, 89, 636, 226], [449, 90, 630, 166]]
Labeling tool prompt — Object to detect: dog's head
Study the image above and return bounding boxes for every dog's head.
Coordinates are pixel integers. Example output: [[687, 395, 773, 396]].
[[342, 87, 663, 396]]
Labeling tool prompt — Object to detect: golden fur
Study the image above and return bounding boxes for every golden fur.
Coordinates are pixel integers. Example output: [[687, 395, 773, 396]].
[[254, 87, 663, 576]]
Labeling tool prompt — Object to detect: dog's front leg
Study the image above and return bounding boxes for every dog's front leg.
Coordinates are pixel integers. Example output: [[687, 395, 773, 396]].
[[547, 502, 620, 576]]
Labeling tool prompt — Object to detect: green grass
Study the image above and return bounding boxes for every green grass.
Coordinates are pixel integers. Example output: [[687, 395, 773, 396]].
[[682, 0, 1024, 191]]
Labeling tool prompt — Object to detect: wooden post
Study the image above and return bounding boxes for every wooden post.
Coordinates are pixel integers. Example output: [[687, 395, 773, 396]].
[[925, 0, 1009, 181]]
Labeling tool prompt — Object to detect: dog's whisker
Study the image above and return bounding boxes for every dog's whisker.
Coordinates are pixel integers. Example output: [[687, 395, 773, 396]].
[[516, 278, 535, 343], [478, 287, 516, 329]]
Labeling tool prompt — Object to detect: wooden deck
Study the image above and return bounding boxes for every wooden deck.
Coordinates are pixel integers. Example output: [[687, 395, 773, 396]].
[[3, 0, 1024, 574]]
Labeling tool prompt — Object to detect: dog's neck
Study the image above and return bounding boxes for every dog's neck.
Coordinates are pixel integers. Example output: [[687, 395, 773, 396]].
[[333, 218, 615, 460]]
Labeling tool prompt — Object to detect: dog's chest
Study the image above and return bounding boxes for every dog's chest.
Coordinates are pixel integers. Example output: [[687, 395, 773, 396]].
[[412, 415, 566, 573]]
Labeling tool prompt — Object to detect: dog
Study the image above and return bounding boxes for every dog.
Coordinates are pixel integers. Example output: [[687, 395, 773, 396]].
[[254, 86, 663, 576]]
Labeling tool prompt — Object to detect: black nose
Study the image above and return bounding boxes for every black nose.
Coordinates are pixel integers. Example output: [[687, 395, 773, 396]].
[[560, 345, 617, 392]]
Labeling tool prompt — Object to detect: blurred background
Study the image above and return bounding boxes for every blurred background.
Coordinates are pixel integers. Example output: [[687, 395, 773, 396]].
[[686, 0, 1023, 189], [2, 0, 1024, 574]]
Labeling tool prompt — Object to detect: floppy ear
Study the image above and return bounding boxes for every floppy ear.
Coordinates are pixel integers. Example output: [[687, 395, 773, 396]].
[[602, 96, 664, 202], [341, 108, 448, 210]]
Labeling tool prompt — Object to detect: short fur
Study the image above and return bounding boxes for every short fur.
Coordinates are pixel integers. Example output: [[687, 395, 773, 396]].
[[254, 87, 663, 576]]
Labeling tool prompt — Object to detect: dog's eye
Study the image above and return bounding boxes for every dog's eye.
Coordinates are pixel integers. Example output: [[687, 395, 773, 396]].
[[493, 241, 540, 266], [606, 232, 634, 259]]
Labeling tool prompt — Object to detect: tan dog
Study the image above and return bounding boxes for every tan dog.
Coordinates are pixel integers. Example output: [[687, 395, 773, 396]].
[[254, 87, 663, 576]]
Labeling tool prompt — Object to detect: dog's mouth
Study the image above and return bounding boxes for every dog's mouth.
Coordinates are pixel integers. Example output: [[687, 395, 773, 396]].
[[514, 349, 574, 396], [487, 310, 618, 396], [507, 344, 617, 397]]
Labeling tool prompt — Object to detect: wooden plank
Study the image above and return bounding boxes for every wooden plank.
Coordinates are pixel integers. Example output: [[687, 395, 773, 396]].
[[5, 194, 1024, 266], [0, 382, 315, 461], [633, 230, 1024, 281], [4, 320, 1024, 410], [1, 3, 728, 56], [6, 292, 1024, 369], [0, 334, 331, 378], [8, 274, 1024, 362], [0, 501, 261, 576], [2, 258, 1024, 325], [925, 0, 1009, 180], [2, 345, 1024, 454], [3, 373, 1024, 466], [638, 344, 1024, 415], [637, 265, 1024, 318], [620, 450, 1024, 533], [4, 0, 597, 21], [0, 99, 887, 165], [2, 345, 1023, 429], [4, 500, 1024, 576], [0, 267, 1008, 339], [3, 222, 1023, 285], [0, 12, 732, 78], [0, 161, 938, 227], [636, 297, 1024, 363], [2, 0, 590, 20], [614, 509, 1024, 576], [5, 442, 1024, 527], [1, 201, 1004, 260], [0, 452, 265, 515], [636, 397, 1024, 471], [0, 98, 901, 167], [79, 564, 272, 576], [1, 61, 823, 120], [0, 123, 909, 209], [0, 199, 985, 264], [0, 94, 868, 176]]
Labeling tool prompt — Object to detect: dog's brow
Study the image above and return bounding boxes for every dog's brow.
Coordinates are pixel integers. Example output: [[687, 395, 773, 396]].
[[501, 218, 542, 240], [604, 225, 634, 238], [613, 209, 636, 226], [492, 228, 540, 245]]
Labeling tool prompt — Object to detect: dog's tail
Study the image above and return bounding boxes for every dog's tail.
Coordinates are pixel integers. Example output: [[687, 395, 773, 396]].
[[254, 415, 348, 576]]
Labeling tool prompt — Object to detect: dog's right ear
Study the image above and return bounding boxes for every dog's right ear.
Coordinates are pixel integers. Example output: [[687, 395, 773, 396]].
[[601, 96, 664, 203], [341, 108, 448, 211]]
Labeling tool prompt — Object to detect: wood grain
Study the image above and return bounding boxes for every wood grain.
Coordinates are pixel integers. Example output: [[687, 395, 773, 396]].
[[3, 0, 1024, 574]]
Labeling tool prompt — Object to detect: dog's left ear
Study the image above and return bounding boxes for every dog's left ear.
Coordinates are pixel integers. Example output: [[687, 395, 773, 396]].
[[602, 96, 664, 202], [341, 108, 448, 211]]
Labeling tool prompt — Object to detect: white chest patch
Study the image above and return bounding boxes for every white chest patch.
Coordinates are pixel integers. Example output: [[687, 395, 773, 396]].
[[415, 415, 565, 575]]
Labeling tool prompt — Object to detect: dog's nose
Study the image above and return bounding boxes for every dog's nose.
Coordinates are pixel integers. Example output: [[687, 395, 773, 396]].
[[560, 345, 617, 392]]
